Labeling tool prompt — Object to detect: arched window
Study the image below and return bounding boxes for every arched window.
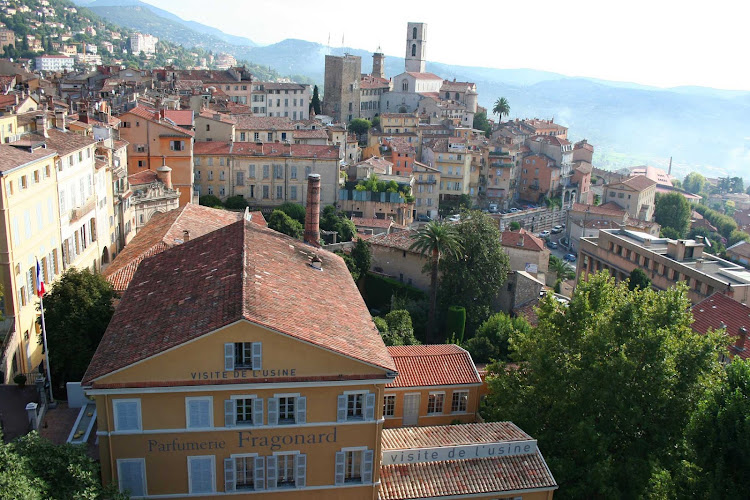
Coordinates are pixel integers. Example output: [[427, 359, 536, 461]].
[[411, 44, 416, 57], [455, 92, 460, 100], [402, 79, 409, 92], [412, 27, 417, 39]]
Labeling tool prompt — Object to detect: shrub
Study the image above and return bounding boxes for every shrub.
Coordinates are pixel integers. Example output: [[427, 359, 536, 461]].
[[224, 195, 248, 210], [13, 374, 27, 387], [277, 202, 306, 225], [363, 273, 426, 312], [198, 194, 223, 208], [445, 306, 466, 343]]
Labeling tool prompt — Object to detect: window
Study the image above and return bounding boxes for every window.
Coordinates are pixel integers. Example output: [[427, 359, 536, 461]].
[[249, 165, 256, 178], [263, 165, 270, 179], [335, 449, 374, 485], [186, 397, 213, 429], [290, 166, 297, 179], [290, 186, 297, 200], [113, 399, 142, 431], [276, 186, 283, 199], [227, 455, 257, 491], [427, 392, 444, 414], [188, 455, 215, 494], [117, 459, 146, 496], [226, 396, 263, 427], [225, 342, 262, 370], [169, 140, 184, 151], [383, 394, 395, 417], [337, 392, 375, 421], [411, 43, 416, 56], [263, 185, 269, 199], [274, 453, 297, 487], [237, 171, 245, 186], [268, 394, 306, 425], [451, 391, 468, 413], [195, 170, 201, 180]]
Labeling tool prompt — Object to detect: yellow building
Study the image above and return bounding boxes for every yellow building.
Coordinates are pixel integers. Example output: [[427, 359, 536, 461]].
[[83, 220, 397, 498], [0, 114, 19, 143], [383, 345, 482, 428], [380, 113, 419, 134], [0, 142, 61, 380]]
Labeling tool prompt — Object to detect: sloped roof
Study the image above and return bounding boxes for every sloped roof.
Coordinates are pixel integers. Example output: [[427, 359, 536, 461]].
[[608, 174, 657, 192], [691, 293, 750, 360], [103, 204, 248, 292], [386, 345, 481, 388], [570, 202, 627, 218], [121, 105, 194, 137], [85, 219, 395, 384], [231, 115, 295, 131], [369, 230, 420, 253], [501, 229, 546, 252], [727, 240, 750, 259]]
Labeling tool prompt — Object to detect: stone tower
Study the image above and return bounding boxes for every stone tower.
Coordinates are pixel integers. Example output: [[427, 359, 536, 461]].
[[322, 54, 361, 124], [372, 48, 385, 79], [405, 22, 426, 73]]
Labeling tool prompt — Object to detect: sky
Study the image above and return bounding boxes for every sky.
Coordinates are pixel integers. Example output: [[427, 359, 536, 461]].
[[140, 0, 750, 91]]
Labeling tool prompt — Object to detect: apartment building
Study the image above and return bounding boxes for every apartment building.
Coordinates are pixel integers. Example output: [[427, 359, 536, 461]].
[[193, 141, 341, 208], [577, 229, 750, 305], [380, 112, 419, 134], [422, 138, 472, 201], [257, 82, 311, 120], [383, 345, 482, 428], [35, 54, 74, 72], [118, 105, 195, 206], [412, 161, 439, 219], [602, 175, 657, 221], [129, 33, 158, 56], [518, 154, 560, 203], [231, 116, 295, 144]]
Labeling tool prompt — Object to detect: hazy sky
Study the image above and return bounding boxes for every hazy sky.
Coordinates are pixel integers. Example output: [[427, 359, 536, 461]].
[[141, 0, 750, 91]]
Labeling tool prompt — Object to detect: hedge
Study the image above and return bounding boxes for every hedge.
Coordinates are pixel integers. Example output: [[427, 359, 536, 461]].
[[363, 273, 426, 312]]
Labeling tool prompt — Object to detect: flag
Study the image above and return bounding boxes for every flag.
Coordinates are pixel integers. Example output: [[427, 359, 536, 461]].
[[35, 259, 45, 296]]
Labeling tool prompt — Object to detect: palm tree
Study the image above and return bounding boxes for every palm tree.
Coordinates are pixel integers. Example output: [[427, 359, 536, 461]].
[[492, 97, 510, 124], [410, 221, 463, 343], [549, 255, 575, 282]]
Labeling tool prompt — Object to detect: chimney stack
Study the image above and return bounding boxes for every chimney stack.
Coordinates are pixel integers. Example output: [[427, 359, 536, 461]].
[[157, 164, 173, 189], [304, 174, 321, 247], [736, 326, 747, 351], [183, 230, 190, 242], [54, 109, 66, 130], [35, 114, 49, 138]]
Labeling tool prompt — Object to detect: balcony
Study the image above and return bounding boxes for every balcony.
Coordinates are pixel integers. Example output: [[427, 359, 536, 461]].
[[70, 196, 96, 223]]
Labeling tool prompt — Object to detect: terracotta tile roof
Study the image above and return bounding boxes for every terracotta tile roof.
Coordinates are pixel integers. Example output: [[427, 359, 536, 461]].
[[193, 141, 339, 160], [231, 115, 295, 131], [610, 174, 657, 192], [356, 156, 393, 173], [292, 129, 328, 139], [692, 293, 750, 360], [127, 170, 158, 185], [382, 422, 532, 450], [386, 345, 481, 388], [120, 106, 194, 137], [163, 109, 194, 127], [198, 110, 235, 124], [86, 219, 395, 384], [405, 72, 443, 80], [501, 229, 546, 252], [103, 204, 245, 292], [369, 230, 421, 253], [0, 143, 57, 173], [440, 80, 476, 92], [351, 217, 393, 229], [727, 240, 750, 259], [360, 75, 390, 89], [261, 82, 308, 91], [570, 202, 626, 218], [513, 299, 540, 326]]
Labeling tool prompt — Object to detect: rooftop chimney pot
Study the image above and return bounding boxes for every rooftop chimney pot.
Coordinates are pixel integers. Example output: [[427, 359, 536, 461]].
[[183, 230, 190, 242]]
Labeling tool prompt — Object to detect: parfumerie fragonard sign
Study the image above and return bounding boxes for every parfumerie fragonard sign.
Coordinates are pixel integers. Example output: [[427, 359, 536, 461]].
[[381, 440, 537, 465]]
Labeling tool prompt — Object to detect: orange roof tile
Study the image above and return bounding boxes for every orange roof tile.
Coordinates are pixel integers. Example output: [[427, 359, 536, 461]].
[[85, 219, 395, 385], [501, 229, 546, 252], [121, 105, 194, 137], [386, 345, 481, 388], [692, 293, 750, 360]]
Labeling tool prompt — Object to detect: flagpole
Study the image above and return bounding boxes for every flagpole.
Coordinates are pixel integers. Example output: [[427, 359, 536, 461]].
[[39, 294, 54, 403]]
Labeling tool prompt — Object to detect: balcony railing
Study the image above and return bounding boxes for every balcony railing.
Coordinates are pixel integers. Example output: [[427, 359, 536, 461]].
[[70, 196, 96, 223]]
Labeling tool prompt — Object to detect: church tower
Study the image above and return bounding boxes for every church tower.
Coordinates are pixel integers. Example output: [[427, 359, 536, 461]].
[[372, 48, 385, 79], [405, 22, 426, 73]]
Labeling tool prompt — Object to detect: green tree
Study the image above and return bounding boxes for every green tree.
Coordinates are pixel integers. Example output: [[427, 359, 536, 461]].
[[445, 306, 466, 343], [0, 431, 128, 499], [509, 221, 521, 231], [628, 267, 651, 291], [310, 85, 321, 115], [464, 312, 531, 363], [267, 209, 303, 239], [683, 172, 707, 194], [347, 118, 371, 142], [728, 229, 750, 246], [687, 359, 750, 499], [472, 111, 492, 137], [482, 273, 725, 499], [277, 202, 305, 225], [320, 205, 356, 242], [654, 192, 691, 237], [382, 310, 419, 346], [371, 115, 380, 129], [549, 255, 575, 282], [43, 269, 116, 387], [492, 97, 510, 123], [438, 211, 510, 334], [198, 194, 223, 208], [661, 226, 682, 239], [224, 195, 248, 210], [350, 238, 372, 281], [409, 220, 463, 343]]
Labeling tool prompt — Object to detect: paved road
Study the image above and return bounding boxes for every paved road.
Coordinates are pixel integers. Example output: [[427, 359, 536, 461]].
[[542, 231, 577, 273]]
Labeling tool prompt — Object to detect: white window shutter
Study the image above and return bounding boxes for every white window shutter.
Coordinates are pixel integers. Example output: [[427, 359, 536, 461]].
[[295, 454, 307, 488], [267, 397, 279, 426], [224, 343, 234, 371], [251, 342, 262, 370], [224, 400, 235, 427], [296, 396, 307, 424], [224, 458, 235, 492], [364, 393, 376, 420], [362, 450, 374, 483], [266, 455, 278, 489], [118, 460, 145, 496], [337, 395, 347, 422], [254, 456, 265, 491], [252, 398, 264, 426], [334, 451, 346, 485]]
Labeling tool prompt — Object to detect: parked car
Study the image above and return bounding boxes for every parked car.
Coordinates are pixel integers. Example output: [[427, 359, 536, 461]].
[[547, 241, 558, 249], [564, 253, 577, 262], [488, 203, 499, 213], [416, 214, 431, 222], [509, 208, 520, 213], [539, 230, 551, 238], [448, 214, 461, 222], [551, 225, 563, 234]]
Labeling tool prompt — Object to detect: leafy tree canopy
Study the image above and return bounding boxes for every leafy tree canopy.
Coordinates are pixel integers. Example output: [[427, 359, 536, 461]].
[[320, 205, 356, 242], [224, 196, 248, 210], [43, 269, 116, 387], [267, 210, 303, 239], [277, 202, 306, 225], [464, 312, 531, 364], [472, 111, 492, 137], [628, 267, 651, 291], [654, 192, 691, 237], [198, 195, 223, 208], [347, 119, 371, 138], [482, 273, 725, 499], [374, 310, 420, 346], [683, 172, 707, 194]]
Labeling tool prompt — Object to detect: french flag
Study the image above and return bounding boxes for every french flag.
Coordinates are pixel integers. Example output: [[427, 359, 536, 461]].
[[35, 259, 45, 297]]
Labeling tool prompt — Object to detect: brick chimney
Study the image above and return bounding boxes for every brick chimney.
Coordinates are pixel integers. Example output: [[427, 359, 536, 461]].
[[35, 114, 49, 138], [183, 230, 190, 242], [157, 157, 173, 188], [736, 326, 747, 351], [304, 174, 321, 247]]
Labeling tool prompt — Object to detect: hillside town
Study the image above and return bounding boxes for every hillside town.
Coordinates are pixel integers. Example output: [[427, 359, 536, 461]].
[[0, 2, 748, 499]]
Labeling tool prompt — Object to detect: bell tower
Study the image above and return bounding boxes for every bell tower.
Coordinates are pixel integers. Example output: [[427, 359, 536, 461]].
[[405, 22, 426, 73]]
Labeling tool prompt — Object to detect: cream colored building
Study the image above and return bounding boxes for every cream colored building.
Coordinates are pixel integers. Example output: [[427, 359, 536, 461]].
[[412, 161, 439, 219], [603, 175, 657, 221], [422, 138, 472, 200]]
